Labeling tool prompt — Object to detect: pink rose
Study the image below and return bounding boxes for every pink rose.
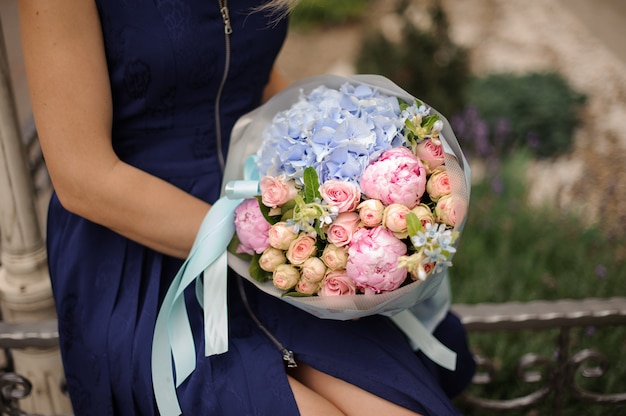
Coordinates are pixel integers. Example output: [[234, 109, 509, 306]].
[[411, 203, 435, 228], [234, 198, 271, 255], [435, 194, 465, 227], [346, 226, 408, 294], [426, 167, 451, 202], [273, 264, 300, 291], [320, 244, 348, 270], [268, 222, 298, 250], [318, 270, 357, 296], [319, 180, 361, 213], [300, 257, 327, 283], [360, 147, 426, 209], [382, 203, 411, 238], [357, 199, 384, 227], [295, 278, 320, 295], [258, 248, 286, 272], [415, 139, 445, 173], [325, 212, 360, 247], [286, 234, 317, 265], [260, 176, 299, 208]]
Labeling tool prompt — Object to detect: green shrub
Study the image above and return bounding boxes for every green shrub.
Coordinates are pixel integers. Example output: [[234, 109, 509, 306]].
[[466, 72, 587, 158], [355, 0, 470, 116], [289, 0, 371, 30]]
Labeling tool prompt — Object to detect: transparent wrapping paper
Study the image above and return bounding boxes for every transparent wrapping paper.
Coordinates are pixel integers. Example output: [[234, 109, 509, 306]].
[[222, 74, 471, 321]]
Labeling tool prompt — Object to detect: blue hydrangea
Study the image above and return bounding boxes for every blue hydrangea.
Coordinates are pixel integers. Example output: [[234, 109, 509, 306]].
[[256, 83, 416, 186]]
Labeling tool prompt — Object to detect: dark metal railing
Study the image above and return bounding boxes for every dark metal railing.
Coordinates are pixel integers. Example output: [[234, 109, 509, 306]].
[[0, 299, 624, 415], [453, 297, 626, 414]]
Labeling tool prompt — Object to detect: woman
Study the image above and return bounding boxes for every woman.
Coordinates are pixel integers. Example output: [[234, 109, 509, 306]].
[[19, 0, 473, 414]]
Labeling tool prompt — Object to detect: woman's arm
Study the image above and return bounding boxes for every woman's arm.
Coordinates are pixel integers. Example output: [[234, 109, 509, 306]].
[[262, 66, 289, 103], [19, 0, 210, 259]]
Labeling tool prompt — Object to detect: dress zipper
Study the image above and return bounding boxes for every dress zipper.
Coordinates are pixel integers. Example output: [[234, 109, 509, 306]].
[[237, 278, 298, 368], [215, 0, 297, 369], [215, 0, 233, 173]]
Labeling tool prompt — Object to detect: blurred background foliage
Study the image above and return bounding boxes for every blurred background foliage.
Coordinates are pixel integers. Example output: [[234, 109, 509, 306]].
[[289, 1, 625, 413]]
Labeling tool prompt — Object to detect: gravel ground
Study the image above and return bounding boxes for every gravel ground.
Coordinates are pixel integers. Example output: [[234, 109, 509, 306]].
[[277, 0, 626, 239]]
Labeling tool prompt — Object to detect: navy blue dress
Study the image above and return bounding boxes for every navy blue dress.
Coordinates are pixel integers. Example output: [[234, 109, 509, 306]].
[[46, 1, 474, 414]]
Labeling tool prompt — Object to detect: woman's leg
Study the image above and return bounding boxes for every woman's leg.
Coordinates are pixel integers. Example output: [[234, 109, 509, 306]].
[[287, 374, 345, 416], [290, 363, 423, 416]]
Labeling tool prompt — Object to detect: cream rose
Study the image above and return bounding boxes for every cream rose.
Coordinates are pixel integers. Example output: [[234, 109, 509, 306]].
[[426, 167, 451, 202], [272, 264, 300, 291], [382, 203, 411, 239], [300, 257, 327, 283], [357, 199, 384, 227], [295, 279, 320, 295], [258, 247, 286, 272], [319, 179, 361, 213], [411, 203, 435, 228], [286, 234, 317, 265], [268, 222, 298, 250], [320, 244, 349, 271]]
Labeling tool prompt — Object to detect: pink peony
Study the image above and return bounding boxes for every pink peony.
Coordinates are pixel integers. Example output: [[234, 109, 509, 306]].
[[318, 270, 357, 296], [325, 212, 361, 247], [360, 147, 426, 209], [260, 176, 298, 208], [234, 198, 271, 255], [426, 167, 451, 202], [415, 139, 445, 173], [346, 226, 408, 294], [319, 180, 361, 213]]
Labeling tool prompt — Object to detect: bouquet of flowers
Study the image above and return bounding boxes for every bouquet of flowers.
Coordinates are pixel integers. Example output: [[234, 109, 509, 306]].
[[224, 74, 470, 320], [152, 75, 470, 414]]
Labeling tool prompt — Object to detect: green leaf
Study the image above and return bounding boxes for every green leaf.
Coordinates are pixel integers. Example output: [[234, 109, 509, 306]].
[[303, 167, 321, 203], [282, 291, 314, 298], [398, 98, 410, 111], [255, 196, 278, 225], [422, 114, 440, 130], [406, 212, 424, 236], [226, 234, 253, 260], [249, 253, 271, 283]]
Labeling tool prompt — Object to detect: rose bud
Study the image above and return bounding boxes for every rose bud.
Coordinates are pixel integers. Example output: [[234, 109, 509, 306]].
[[273, 264, 300, 291], [258, 247, 287, 272], [320, 244, 349, 271]]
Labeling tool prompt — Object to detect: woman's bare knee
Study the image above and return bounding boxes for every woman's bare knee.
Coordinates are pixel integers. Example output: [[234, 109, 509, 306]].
[[290, 363, 422, 416], [287, 374, 345, 416]]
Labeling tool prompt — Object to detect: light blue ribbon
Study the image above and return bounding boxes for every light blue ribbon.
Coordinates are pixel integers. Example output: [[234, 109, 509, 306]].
[[151, 159, 259, 416], [390, 310, 457, 371]]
